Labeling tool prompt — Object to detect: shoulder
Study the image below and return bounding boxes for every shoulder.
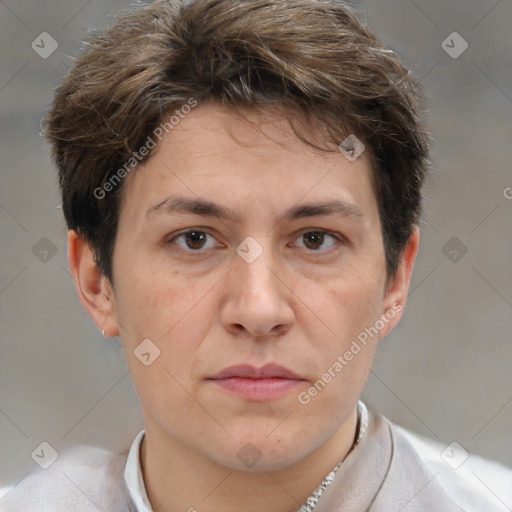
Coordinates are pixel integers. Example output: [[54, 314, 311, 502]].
[[0, 443, 132, 512], [390, 420, 512, 512]]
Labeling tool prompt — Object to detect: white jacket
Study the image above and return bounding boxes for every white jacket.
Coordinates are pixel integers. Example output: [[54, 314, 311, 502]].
[[1, 410, 510, 511]]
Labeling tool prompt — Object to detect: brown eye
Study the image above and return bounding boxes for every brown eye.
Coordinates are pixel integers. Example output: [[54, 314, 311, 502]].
[[294, 229, 344, 253], [182, 231, 207, 250], [302, 231, 326, 250], [167, 229, 218, 254]]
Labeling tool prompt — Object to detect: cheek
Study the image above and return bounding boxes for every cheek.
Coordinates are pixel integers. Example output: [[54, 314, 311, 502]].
[[114, 256, 192, 339], [114, 259, 215, 387], [114, 269, 206, 418], [128, 356, 205, 444], [302, 268, 383, 386], [323, 270, 383, 339], [297, 279, 379, 420]]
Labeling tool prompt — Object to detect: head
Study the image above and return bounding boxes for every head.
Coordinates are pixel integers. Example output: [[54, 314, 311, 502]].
[[44, 0, 430, 471]]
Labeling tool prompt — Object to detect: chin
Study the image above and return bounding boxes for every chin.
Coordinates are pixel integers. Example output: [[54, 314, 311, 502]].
[[207, 431, 314, 472]]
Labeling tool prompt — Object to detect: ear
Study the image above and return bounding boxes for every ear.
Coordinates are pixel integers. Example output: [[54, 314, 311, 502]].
[[67, 229, 119, 338], [377, 225, 420, 339]]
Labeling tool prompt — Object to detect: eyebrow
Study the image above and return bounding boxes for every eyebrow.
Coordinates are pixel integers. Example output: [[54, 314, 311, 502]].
[[146, 195, 364, 223]]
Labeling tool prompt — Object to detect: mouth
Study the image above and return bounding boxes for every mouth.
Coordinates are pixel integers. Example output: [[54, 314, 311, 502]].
[[206, 363, 306, 402]]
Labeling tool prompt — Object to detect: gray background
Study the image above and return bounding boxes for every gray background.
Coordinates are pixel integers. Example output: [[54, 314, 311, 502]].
[[1, 0, 511, 498]]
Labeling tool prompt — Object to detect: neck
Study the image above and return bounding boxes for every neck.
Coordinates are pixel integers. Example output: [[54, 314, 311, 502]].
[[140, 407, 358, 512]]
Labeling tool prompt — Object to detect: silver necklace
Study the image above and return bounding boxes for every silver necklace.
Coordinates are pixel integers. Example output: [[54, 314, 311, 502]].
[[295, 401, 369, 512]]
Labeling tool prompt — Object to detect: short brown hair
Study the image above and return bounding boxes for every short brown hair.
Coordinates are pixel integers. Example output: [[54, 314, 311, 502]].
[[43, 0, 431, 284]]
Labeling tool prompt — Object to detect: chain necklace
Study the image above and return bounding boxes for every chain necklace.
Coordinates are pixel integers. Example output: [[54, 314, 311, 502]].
[[296, 401, 369, 512]]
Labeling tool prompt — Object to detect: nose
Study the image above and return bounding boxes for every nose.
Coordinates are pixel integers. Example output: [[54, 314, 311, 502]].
[[219, 237, 295, 340]]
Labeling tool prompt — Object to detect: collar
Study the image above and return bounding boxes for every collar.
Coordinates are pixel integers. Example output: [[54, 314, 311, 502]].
[[124, 401, 369, 512], [124, 429, 153, 512]]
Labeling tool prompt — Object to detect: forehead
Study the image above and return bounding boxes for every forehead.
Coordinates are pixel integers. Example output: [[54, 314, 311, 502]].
[[153, 103, 361, 162], [119, 103, 378, 225]]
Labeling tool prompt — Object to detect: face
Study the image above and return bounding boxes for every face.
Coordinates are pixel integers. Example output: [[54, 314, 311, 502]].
[[85, 103, 414, 471]]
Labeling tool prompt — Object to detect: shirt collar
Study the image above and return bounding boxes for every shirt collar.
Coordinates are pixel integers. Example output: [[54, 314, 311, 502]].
[[124, 402, 368, 512], [124, 429, 153, 512]]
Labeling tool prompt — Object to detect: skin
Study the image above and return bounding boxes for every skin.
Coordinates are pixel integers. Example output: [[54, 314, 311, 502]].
[[68, 103, 419, 512]]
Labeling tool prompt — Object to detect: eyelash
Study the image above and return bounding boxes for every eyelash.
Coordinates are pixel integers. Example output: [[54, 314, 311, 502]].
[[165, 228, 347, 256]]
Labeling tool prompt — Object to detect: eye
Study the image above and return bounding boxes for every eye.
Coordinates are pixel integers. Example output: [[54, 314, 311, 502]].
[[166, 229, 219, 254], [166, 228, 346, 256], [292, 229, 345, 253]]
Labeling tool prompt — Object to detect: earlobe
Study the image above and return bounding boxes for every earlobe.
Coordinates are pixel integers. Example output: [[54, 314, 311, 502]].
[[67, 230, 119, 338], [378, 225, 420, 339]]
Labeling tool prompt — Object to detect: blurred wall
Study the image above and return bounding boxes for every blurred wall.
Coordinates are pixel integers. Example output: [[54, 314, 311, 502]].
[[1, 0, 511, 495]]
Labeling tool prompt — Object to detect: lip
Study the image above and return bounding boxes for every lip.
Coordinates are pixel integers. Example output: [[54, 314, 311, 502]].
[[209, 363, 303, 380], [207, 363, 305, 401]]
